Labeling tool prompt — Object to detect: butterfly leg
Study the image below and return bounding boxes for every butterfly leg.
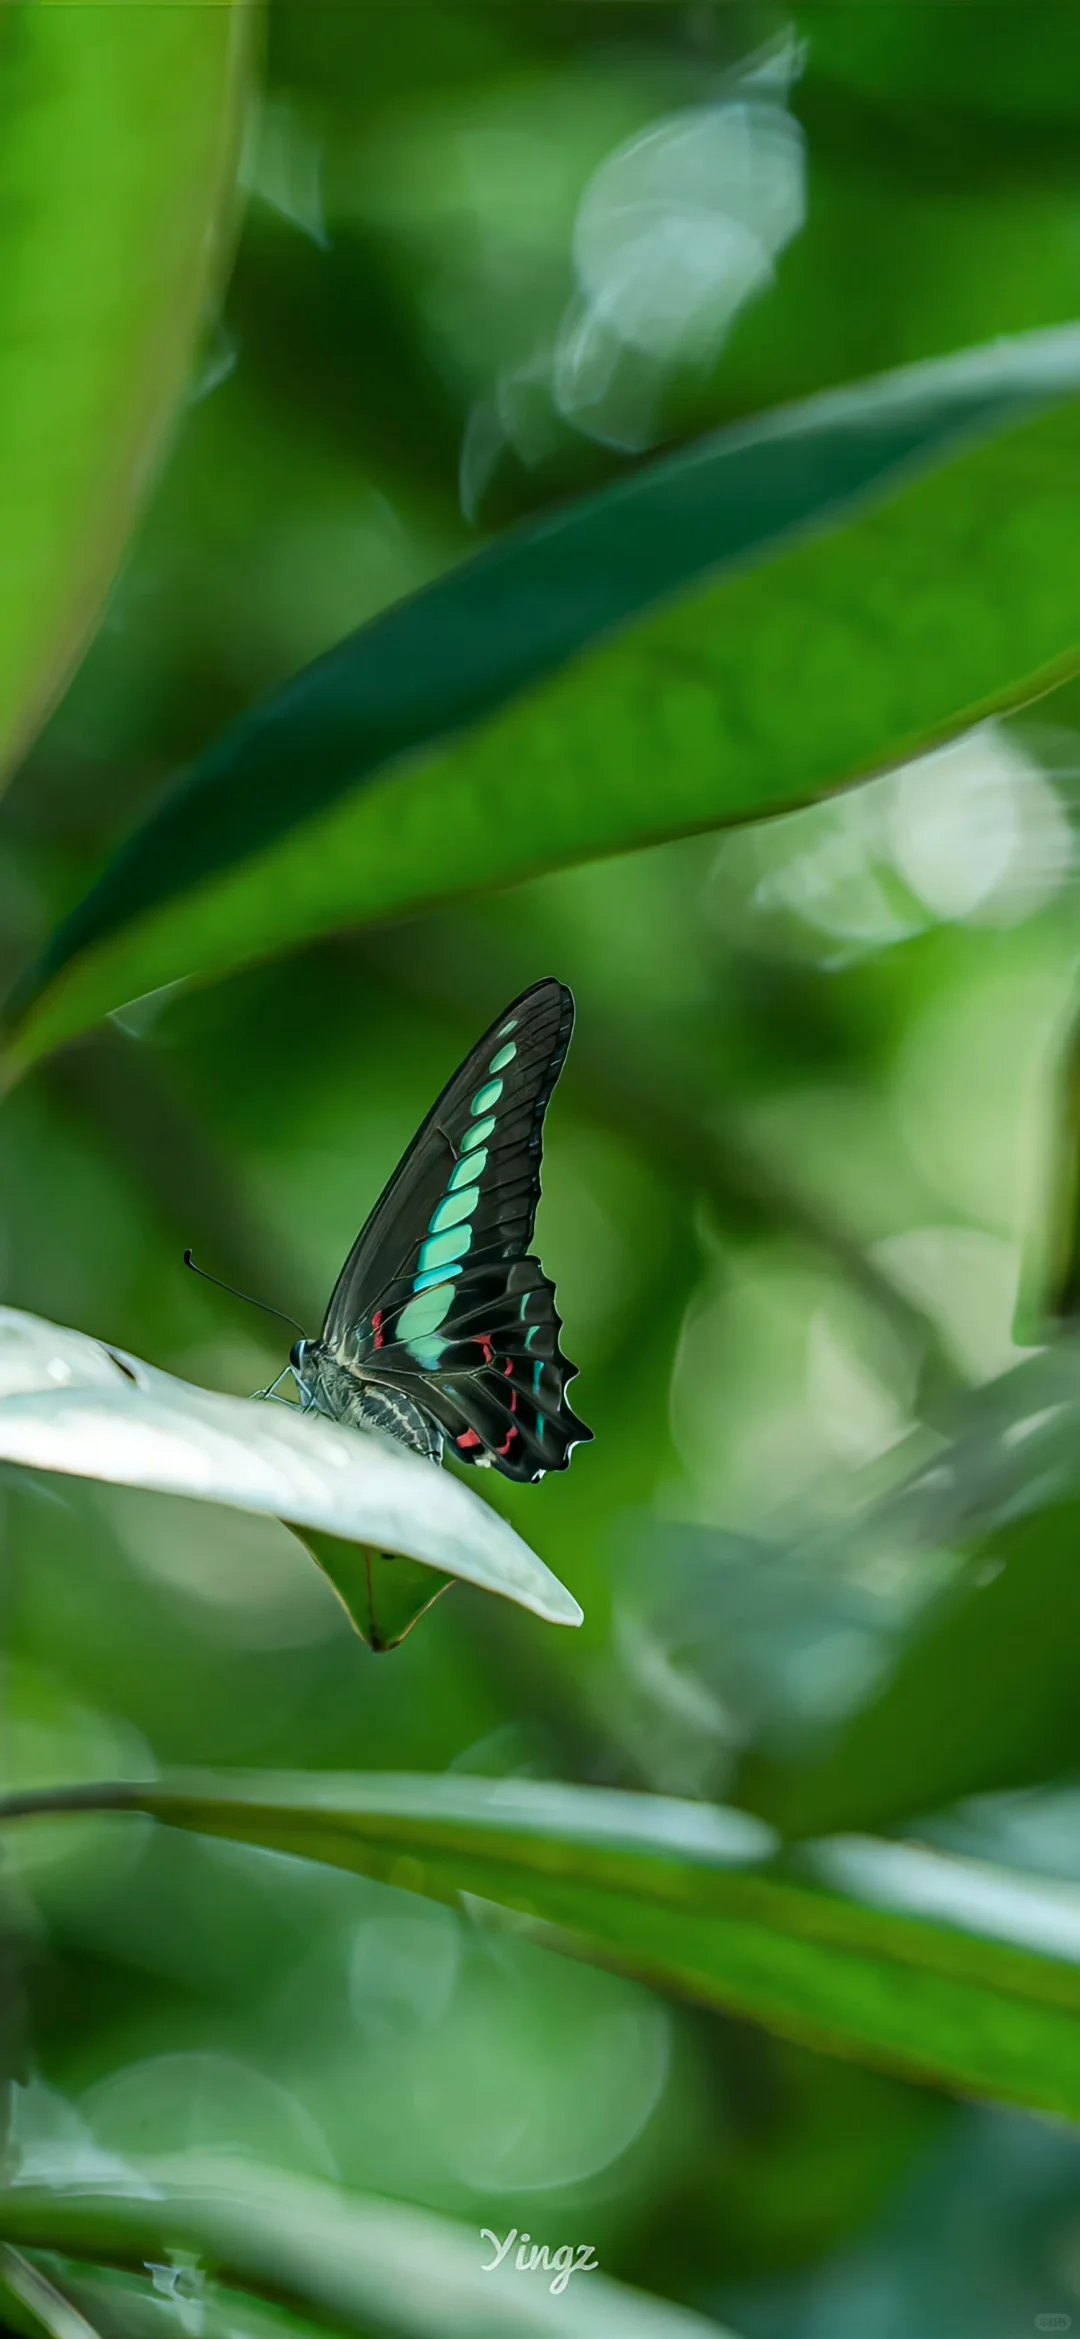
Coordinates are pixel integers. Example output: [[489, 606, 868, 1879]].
[[252, 1366, 297, 1404]]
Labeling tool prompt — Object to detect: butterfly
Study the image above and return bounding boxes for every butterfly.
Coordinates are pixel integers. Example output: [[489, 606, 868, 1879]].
[[270, 979, 591, 1483]]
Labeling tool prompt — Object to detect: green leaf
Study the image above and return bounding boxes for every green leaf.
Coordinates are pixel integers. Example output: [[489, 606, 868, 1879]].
[[0, 2156, 740, 2339], [9, 326, 1080, 1076], [19, 2257, 342, 2339], [0, 2248, 107, 2339], [0, 3, 254, 791], [0, 1305, 580, 1635], [9, 1770, 1080, 2118], [291, 1527, 453, 1653]]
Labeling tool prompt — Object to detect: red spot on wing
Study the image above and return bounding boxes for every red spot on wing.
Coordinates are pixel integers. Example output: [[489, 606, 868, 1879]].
[[465, 1338, 520, 1450], [372, 1311, 385, 1350]]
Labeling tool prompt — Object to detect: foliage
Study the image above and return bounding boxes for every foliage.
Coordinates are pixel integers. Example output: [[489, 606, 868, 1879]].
[[3, 7, 1080, 2336]]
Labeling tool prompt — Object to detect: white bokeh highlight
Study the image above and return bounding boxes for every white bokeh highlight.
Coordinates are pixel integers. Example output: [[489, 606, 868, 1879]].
[[555, 92, 805, 447]]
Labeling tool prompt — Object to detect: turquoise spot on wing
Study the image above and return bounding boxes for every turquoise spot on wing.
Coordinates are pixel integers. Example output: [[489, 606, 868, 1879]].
[[497, 1017, 518, 1037], [449, 1150, 486, 1191], [429, 1186, 480, 1234], [419, 1225, 473, 1273], [488, 1042, 516, 1073], [470, 1079, 503, 1115], [398, 1282, 455, 1343], [413, 1263, 462, 1292], [411, 1335, 448, 1370], [462, 1116, 496, 1152]]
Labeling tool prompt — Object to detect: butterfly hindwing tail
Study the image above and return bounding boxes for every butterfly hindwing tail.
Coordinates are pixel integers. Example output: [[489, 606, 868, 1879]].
[[405, 1256, 591, 1482]]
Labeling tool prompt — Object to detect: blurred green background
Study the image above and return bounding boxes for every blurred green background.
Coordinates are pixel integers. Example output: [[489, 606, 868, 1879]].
[[8, 6, 1080, 2335]]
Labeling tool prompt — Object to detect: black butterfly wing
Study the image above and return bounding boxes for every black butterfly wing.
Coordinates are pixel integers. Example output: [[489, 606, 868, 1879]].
[[323, 978, 571, 1340], [388, 1253, 590, 1483], [322, 979, 591, 1482]]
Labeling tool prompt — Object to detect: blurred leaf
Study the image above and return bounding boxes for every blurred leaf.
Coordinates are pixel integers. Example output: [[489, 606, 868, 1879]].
[[0, 2247, 106, 2339], [11, 1772, 1080, 2117], [731, 1336, 1080, 1832], [0, 3, 255, 790], [11, 2256, 342, 2339], [292, 1527, 452, 1654], [11, 327, 1080, 1073], [750, 1504, 1080, 1843], [880, 1336, 1080, 1552], [681, 1324, 1080, 1824], [675, 2043, 946, 2288], [0, 2154, 739, 2339], [0, 1306, 580, 1633]]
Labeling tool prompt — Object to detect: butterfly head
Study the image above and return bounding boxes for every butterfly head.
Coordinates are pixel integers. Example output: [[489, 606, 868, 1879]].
[[288, 1337, 317, 1403]]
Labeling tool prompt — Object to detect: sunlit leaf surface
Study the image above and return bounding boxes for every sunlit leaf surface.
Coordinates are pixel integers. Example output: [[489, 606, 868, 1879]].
[[0, 1307, 580, 1633]]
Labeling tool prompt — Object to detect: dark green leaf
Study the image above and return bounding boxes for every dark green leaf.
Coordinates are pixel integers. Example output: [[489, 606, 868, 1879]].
[[10, 328, 1080, 1074]]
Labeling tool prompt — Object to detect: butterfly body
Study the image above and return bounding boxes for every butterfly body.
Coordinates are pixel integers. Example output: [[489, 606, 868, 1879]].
[[290, 1341, 445, 1464], [280, 980, 591, 1483]]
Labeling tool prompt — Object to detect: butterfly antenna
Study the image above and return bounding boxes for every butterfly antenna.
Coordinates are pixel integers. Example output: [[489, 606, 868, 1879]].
[[183, 1249, 308, 1340]]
